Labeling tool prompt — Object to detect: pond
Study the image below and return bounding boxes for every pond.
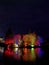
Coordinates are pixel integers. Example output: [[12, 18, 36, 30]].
[[0, 47, 49, 65]]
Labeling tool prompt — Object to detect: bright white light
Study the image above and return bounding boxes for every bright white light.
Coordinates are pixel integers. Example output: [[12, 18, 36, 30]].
[[13, 48, 18, 54], [31, 45, 34, 47], [15, 48, 18, 51], [0, 47, 4, 53], [13, 43, 18, 48]]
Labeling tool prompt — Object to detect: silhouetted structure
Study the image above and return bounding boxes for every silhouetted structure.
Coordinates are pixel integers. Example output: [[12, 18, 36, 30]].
[[5, 28, 14, 44], [5, 28, 13, 39]]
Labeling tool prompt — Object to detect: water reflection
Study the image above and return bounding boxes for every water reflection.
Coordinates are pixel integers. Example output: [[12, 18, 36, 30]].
[[22, 48, 36, 61], [30, 48, 36, 61], [13, 48, 22, 60], [0, 47, 4, 53], [4, 48, 44, 62], [4, 47, 14, 57], [34, 48, 44, 58]]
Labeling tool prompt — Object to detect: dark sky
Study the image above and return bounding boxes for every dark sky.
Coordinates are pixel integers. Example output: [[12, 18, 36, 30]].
[[0, 0, 49, 38]]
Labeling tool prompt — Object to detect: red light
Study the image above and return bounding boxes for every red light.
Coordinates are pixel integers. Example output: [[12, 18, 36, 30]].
[[4, 47, 14, 57], [5, 38, 14, 44]]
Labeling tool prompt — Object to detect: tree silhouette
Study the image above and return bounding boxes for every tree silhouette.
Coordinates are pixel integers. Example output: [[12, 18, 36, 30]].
[[5, 28, 13, 39]]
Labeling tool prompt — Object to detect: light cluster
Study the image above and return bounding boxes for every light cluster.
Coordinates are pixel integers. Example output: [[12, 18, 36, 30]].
[[4, 47, 44, 61], [5, 33, 44, 47]]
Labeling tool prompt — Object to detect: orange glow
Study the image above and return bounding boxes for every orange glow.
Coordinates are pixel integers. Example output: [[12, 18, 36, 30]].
[[24, 42, 28, 47], [23, 34, 29, 42], [23, 48, 28, 61], [23, 48, 36, 61], [23, 33, 37, 46]]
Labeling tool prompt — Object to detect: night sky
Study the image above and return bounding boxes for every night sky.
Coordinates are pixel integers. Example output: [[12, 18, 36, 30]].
[[0, 0, 49, 38]]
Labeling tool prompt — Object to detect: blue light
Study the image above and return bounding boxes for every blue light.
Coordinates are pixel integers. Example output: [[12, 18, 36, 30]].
[[37, 48, 44, 58], [38, 36, 44, 43]]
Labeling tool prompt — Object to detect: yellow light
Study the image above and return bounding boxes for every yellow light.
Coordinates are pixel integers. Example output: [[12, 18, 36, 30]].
[[30, 48, 36, 61], [13, 48, 18, 54], [13, 43, 18, 48], [31, 45, 34, 47]]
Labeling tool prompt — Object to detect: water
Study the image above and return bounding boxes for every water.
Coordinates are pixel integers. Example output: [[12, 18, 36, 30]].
[[0, 47, 49, 65]]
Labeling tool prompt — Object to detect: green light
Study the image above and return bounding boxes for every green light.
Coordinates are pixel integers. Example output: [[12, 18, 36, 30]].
[[31, 48, 34, 51], [31, 48, 36, 61], [31, 45, 34, 47]]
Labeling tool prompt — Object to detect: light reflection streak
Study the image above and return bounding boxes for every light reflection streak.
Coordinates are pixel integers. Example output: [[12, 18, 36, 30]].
[[4, 47, 14, 57], [30, 48, 36, 61], [4, 47, 44, 61], [35, 48, 44, 58], [23, 48, 28, 61], [0, 47, 4, 53], [13, 48, 22, 60], [0, 47, 4, 61], [22, 48, 36, 61], [13, 48, 18, 54]]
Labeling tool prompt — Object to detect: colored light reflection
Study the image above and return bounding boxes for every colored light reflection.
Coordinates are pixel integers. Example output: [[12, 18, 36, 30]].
[[35, 48, 44, 58], [13, 48, 18, 54], [23, 48, 29, 61], [13, 48, 22, 60], [4, 47, 14, 57], [29, 48, 36, 61], [0, 47, 4, 53], [23, 48, 36, 61], [31, 48, 36, 61], [4, 47, 44, 61], [22, 48, 43, 61]]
